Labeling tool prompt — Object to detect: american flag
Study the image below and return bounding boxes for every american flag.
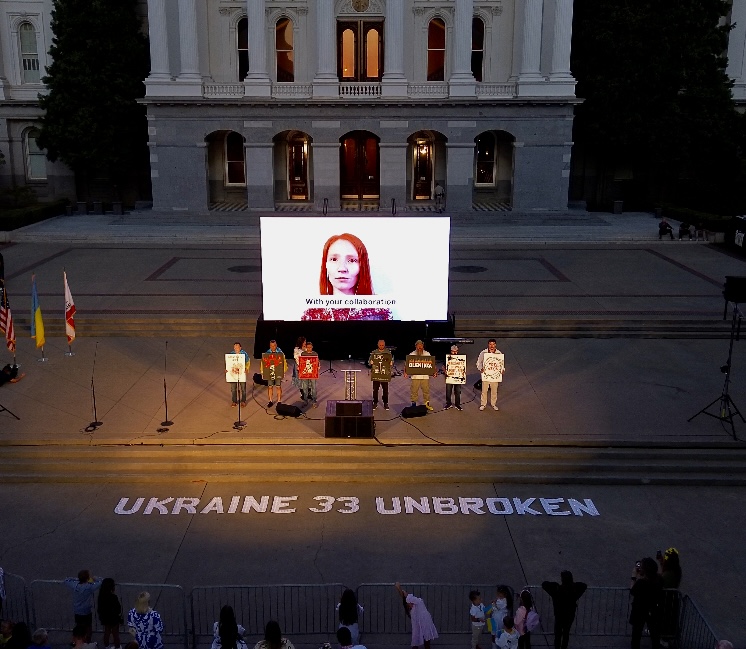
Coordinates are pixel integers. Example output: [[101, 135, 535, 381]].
[[0, 280, 16, 353]]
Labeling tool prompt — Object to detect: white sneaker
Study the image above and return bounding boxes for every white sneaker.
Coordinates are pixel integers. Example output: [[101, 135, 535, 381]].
[[479, 405, 485, 411], [493, 405, 499, 411]]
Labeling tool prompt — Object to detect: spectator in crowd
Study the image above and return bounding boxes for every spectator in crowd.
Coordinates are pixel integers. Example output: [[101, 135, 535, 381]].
[[496, 616, 519, 649], [657, 548, 681, 590], [489, 587, 512, 646], [127, 592, 164, 649], [64, 570, 103, 642], [514, 590, 536, 649], [71, 625, 97, 649], [716, 642, 733, 649], [98, 578, 123, 649], [658, 219, 674, 240], [657, 548, 682, 646], [0, 620, 11, 647], [336, 626, 366, 649], [542, 571, 587, 649], [629, 557, 663, 649], [252, 621, 294, 649], [212, 605, 246, 649], [337, 589, 363, 645], [395, 583, 438, 649], [30, 628, 51, 649], [678, 222, 691, 240], [5, 622, 30, 649], [468, 590, 486, 649]]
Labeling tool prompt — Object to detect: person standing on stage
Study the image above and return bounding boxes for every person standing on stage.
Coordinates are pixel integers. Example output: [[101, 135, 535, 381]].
[[292, 337, 307, 401], [226, 342, 250, 407], [299, 341, 319, 408], [263, 339, 286, 408], [404, 339, 434, 411], [444, 344, 463, 410], [368, 339, 392, 410], [476, 339, 505, 411]]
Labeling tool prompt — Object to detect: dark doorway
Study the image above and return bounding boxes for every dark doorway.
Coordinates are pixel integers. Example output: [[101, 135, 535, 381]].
[[340, 131, 380, 202]]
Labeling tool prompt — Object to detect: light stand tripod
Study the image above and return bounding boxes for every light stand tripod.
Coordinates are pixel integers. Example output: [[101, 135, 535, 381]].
[[0, 401, 20, 420], [688, 302, 745, 440], [319, 342, 336, 377]]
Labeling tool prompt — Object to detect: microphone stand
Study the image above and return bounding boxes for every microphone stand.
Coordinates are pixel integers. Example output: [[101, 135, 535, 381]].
[[87, 342, 103, 430], [161, 340, 174, 427]]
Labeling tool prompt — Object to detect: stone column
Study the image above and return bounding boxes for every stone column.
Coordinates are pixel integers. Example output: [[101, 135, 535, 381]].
[[178, 0, 200, 78], [245, 0, 272, 97], [517, 0, 545, 96], [144, 0, 170, 96], [313, 0, 338, 97], [246, 143, 275, 209], [379, 143, 407, 210], [312, 142, 341, 210], [445, 143, 475, 211], [728, 0, 746, 101], [548, 0, 576, 95], [382, 0, 407, 97], [449, 0, 476, 96]]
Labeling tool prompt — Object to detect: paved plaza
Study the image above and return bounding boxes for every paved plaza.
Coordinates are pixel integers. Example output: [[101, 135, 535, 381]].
[[0, 210, 745, 647]]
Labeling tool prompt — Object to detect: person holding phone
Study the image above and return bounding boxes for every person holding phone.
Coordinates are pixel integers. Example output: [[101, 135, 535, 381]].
[[629, 558, 663, 649]]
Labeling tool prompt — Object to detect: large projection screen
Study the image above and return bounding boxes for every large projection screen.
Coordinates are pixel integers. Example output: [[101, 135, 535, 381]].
[[260, 216, 451, 321]]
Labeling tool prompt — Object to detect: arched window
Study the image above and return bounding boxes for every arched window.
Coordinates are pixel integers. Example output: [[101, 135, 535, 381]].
[[25, 128, 46, 180], [237, 17, 249, 81], [275, 17, 294, 82], [471, 17, 485, 82], [427, 18, 446, 81], [225, 132, 246, 185], [19, 22, 40, 84], [337, 21, 383, 81]]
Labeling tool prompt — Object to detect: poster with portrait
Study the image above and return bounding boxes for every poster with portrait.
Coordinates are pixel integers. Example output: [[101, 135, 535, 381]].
[[481, 352, 505, 382], [370, 351, 392, 383], [262, 352, 286, 381], [445, 354, 467, 385], [225, 353, 247, 383], [405, 354, 437, 376], [298, 354, 319, 380]]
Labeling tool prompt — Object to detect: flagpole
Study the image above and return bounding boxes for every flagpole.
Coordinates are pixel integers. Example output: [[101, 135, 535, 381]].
[[161, 340, 174, 427], [38, 345, 47, 362], [64, 268, 75, 356]]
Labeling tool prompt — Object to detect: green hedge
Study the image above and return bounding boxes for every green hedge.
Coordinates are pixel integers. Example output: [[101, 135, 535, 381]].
[[659, 205, 733, 232], [0, 199, 69, 231]]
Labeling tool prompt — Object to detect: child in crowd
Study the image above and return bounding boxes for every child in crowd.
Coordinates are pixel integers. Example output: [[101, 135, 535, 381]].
[[489, 587, 512, 647], [97, 578, 123, 649], [469, 590, 486, 649], [496, 617, 519, 649], [64, 570, 103, 642], [30, 629, 52, 649], [71, 624, 97, 649], [0, 621, 12, 647], [336, 626, 366, 649], [395, 583, 439, 649]]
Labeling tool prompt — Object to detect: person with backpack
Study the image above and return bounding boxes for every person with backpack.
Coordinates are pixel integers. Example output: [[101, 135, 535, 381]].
[[514, 590, 539, 649], [542, 571, 587, 649]]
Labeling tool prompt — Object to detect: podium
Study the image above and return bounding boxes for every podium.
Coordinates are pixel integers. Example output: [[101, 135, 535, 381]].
[[324, 400, 374, 438]]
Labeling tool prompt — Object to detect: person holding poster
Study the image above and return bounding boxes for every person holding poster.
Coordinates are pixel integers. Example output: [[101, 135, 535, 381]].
[[299, 341, 319, 408], [476, 339, 505, 411], [225, 342, 249, 407], [404, 340, 434, 411], [262, 340, 287, 408], [444, 344, 466, 410], [368, 339, 393, 410]]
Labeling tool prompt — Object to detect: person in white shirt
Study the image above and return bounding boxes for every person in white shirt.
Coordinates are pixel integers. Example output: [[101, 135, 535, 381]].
[[336, 627, 366, 649], [404, 340, 434, 410], [469, 590, 486, 649], [496, 617, 519, 649], [476, 339, 505, 411]]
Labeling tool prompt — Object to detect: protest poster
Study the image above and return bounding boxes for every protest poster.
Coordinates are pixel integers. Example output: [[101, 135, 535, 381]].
[[262, 352, 286, 381], [481, 352, 505, 382], [445, 354, 467, 385], [298, 354, 320, 380], [225, 353, 247, 383], [370, 351, 392, 383], [405, 354, 437, 376]]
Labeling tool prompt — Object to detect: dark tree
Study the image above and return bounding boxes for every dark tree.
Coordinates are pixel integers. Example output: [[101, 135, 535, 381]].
[[37, 0, 150, 200], [571, 0, 746, 213]]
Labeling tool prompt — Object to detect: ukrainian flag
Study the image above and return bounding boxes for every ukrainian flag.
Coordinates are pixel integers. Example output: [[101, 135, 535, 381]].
[[31, 274, 45, 348]]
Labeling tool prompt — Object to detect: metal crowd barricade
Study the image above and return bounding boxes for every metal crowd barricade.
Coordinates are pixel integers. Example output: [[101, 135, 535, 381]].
[[29, 580, 188, 649], [190, 584, 346, 649], [2, 572, 31, 625], [677, 594, 718, 649]]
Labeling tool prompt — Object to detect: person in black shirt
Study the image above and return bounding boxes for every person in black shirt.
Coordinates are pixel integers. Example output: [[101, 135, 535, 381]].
[[542, 571, 587, 649]]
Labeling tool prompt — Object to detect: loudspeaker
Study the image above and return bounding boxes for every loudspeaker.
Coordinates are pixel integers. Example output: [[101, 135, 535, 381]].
[[336, 401, 363, 416], [724, 276, 746, 303], [474, 379, 483, 391], [253, 372, 268, 386], [401, 405, 428, 418], [325, 400, 374, 438], [276, 403, 302, 417]]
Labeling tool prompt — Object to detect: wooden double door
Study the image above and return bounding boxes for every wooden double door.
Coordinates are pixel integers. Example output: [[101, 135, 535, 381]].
[[340, 132, 379, 200]]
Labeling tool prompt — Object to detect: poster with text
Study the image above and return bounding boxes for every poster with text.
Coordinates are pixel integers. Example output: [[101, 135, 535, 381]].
[[260, 217, 450, 321], [481, 352, 505, 382], [445, 354, 467, 385], [405, 354, 437, 376], [225, 353, 247, 383], [298, 354, 319, 380], [370, 352, 392, 383], [262, 352, 286, 381]]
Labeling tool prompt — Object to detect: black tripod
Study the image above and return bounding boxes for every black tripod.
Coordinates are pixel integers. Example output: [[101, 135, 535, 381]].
[[0, 402, 20, 420], [319, 342, 336, 377], [688, 302, 745, 439]]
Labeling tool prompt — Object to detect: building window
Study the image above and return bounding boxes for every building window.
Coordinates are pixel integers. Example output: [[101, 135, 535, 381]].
[[225, 132, 246, 185], [25, 128, 46, 180], [471, 17, 484, 82], [427, 18, 446, 81], [475, 132, 496, 186], [19, 22, 40, 84], [337, 21, 383, 81], [275, 17, 294, 82], [237, 17, 249, 81]]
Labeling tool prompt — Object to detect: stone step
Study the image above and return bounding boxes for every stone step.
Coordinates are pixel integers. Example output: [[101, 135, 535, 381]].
[[2, 444, 745, 484]]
